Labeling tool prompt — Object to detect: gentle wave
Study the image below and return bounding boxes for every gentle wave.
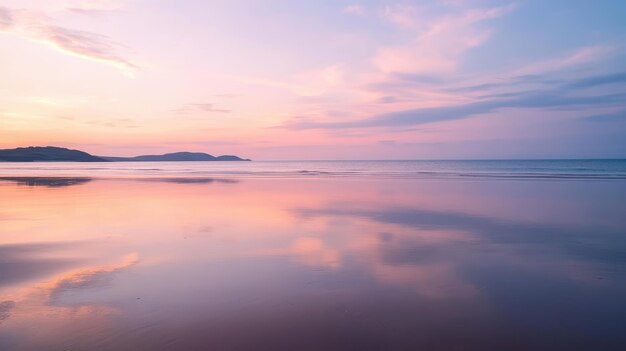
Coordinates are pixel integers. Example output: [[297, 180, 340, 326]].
[[1, 160, 626, 180]]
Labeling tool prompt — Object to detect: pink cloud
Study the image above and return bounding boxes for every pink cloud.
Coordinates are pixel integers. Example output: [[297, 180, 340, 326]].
[[35, 25, 137, 72], [0, 5, 136, 74], [65, 0, 126, 15], [373, 4, 516, 74]]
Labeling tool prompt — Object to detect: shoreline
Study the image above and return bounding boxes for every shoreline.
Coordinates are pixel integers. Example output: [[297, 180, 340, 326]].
[[1, 159, 626, 181], [1, 173, 626, 182]]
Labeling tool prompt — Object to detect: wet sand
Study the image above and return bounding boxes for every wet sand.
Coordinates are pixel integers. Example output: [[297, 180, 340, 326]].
[[1, 176, 625, 350]]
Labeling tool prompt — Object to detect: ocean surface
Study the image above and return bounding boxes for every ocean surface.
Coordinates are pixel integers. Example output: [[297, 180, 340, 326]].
[[1, 160, 626, 350], [0, 159, 625, 179]]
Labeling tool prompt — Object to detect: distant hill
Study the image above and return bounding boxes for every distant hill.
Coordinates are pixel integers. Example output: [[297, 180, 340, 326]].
[[0, 146, 107, 162], [0, 146, 250, 162], [102, 152, 250, 162]]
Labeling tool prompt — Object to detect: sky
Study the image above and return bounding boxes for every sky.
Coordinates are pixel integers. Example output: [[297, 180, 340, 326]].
[[0, 0, 625, 160]]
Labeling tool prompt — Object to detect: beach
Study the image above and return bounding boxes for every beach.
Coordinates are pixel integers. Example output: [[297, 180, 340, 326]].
[[4, 0, 626, 348], [1, 161, 625, 350]]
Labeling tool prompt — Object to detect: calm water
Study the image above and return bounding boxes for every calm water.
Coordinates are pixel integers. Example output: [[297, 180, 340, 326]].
[[0, 159, 625, 179], [1, 161, 626, 350]]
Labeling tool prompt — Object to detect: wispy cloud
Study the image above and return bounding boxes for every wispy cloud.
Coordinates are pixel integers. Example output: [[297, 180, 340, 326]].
[[284, 71, 626, 129], [36, 25, 137, 73], [514, 45, 615, 76], [380, 3, 424, 29], [0, 5, 136, 75], [175, 103, 231, 114], [65, 0, 126, 15], [373, 4, 516, 74], [82, 117, 138, 128], [563, 71, 626, 90]]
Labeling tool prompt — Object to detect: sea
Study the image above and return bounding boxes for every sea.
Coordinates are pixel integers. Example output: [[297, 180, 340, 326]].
[[1, 159, 626, 179]]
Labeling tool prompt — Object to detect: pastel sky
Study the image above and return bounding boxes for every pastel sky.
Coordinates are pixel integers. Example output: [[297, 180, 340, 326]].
[[1, 0, 625, 159]]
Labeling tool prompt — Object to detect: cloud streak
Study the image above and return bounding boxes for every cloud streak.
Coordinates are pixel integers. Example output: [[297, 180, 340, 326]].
[[514, 45, 615, 76], [284, 72, 626, 129], [36, 25, 137, 72], [65, 0, 126, 15], [174, 103, 231, 114], [564, 72, 626, 90], [373, 4, 516, 74], [0, 5, 136, 74], [48, 253, 139, 302]]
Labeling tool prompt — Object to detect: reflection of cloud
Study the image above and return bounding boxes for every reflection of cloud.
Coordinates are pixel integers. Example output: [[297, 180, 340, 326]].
[[0, 177, 92, 188], [283, 206, 483, 298], [142, 177, 239, 185], [0, 254, 138, 349], [0, 253, 138, 327], [0, 300, 15, 322], [287, 196, 626, 301], [295, 205, 626, 274], [0, 242, 87, 287], [291, 237, 341, 269], [372, 261, 477, 299], [253, 237, 341, 269], [47, 253, 139, 303], [367, 229, 479, 298]]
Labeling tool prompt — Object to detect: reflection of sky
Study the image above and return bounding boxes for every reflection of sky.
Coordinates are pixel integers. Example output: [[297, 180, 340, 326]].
[[0, 177, 625, 349]]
